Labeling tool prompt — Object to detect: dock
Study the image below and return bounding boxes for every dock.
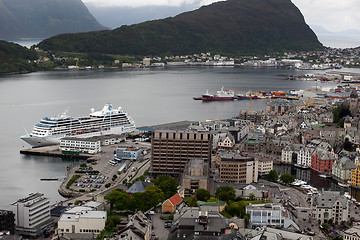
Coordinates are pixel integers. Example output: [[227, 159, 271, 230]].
[[20, 145, 91, 160]]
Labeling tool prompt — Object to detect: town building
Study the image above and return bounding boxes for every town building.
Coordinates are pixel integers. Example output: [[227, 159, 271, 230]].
[[60, 136, 101, 154], [238, 110, 264, 124], [236, 185, 270, 200], [332, 156, 357, 183], [116, 146, 142, 161], [162, 193, 183, 213], [311, 148, 336, 173], [57, 206, 106, 236], [151, 130, 212, 176], [180, 159, 209, 196], [238, 227, 313, 240], [246, 204, 286, 228], [344, 225, 360, 240], [349, 88, 360, 117], [126, 181, 153, 194], [266, 99, 299, 115], [217, 135, 235, 150], [0, 210, 15, 234], [9, 193, 51, 237], [116, 211, 152, 240], [219, 153, 258, 184], [169, 207, 237, 239], [311, 191, 349, 224], [258, 158, 274, 176], [351, 164, 360, 188]]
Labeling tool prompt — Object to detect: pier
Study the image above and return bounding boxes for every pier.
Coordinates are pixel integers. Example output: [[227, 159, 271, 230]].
[[20, 145, 91, 160]]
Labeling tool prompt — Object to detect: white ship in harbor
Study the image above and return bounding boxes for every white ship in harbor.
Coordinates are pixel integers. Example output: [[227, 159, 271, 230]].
[[21, 104, 136, 148]]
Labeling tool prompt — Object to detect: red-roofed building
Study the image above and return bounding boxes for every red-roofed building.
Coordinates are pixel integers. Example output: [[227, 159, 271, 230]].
[[162, 193, 183, 213]]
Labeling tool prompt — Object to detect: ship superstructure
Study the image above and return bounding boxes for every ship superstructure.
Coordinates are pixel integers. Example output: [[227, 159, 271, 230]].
[[21, 104, 136, 147]]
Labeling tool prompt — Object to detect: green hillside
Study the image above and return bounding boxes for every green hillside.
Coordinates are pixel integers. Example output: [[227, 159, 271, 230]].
[[38, 0, 323, 56], [0, 41, 38, 74]]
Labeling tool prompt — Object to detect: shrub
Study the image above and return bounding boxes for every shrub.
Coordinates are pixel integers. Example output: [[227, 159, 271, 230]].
[[105, 183, 111, 188]]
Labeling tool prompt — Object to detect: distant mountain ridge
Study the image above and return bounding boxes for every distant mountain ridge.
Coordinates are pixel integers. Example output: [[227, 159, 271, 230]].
[[39, 0, 323, 56], [0, 0, 106, 39]]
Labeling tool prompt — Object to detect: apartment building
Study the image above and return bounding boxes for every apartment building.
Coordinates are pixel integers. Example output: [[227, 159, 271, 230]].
[[219, 153, 258, 184], [151, 130, 212, 176], [10, 193, 50, 236]]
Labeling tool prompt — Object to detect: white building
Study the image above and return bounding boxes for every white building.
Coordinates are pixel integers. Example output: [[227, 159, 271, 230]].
[[297, 146, 315, 167], [258, 159, 273, 175], [10, 193, 50, 236], [246, 204, 285, 228], [60, 136, 101, 154], [311, 191, 349, 224], [116, 147, 143, 161], [332, 156, 356, 182], [281, 144, 315, 167], [57, 206, 106, 236]]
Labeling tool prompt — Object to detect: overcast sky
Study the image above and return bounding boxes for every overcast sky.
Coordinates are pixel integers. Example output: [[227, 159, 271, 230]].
[[83, 0, 360, 32]]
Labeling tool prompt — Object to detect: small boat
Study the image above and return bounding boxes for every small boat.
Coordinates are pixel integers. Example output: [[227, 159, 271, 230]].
[[193, 97, 202, 100], [338, 182, 350, 188], [294, 164, 309, 169]]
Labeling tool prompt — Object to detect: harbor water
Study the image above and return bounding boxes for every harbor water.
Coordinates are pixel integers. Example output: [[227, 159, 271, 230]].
[[0, 66, 347, 209]]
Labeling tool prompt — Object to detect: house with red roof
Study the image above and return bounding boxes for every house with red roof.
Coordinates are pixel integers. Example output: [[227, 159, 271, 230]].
[[162, 193, 183, 213]]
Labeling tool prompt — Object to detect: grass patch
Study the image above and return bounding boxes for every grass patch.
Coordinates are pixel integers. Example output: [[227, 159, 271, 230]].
[[66, 175, 80, 189]]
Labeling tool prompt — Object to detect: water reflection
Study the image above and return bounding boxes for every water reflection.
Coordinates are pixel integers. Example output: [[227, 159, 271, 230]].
[[274, 164, 349, 195]]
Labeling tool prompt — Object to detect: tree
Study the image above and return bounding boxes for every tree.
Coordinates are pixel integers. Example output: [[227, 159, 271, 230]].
[[248, 193, 256, 201], [195, 189, 211, 201], [266, 170, 278, 182], [104, 215, 121, 232], [215, 186, 236, 202], [138, 185, 165, 212], [226, 202, 241, 217], [105, 189, 129, 210], [184, 197, 198, 207], [152, 175, 178, 199], [280, 173, 295, 184]]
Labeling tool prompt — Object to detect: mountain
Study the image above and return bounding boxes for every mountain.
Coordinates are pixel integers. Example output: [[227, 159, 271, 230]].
[[0, 40, 38, 74], [85, 2, 201, 29], [38, 0, 323, 56], [0, 0, 106, 40]]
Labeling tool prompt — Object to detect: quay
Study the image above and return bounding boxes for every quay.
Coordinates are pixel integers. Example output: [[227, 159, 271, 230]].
[[20, 145, 91, 160]]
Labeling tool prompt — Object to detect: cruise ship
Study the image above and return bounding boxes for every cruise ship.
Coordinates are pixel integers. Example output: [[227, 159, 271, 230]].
[[21, 104, 136, 148]]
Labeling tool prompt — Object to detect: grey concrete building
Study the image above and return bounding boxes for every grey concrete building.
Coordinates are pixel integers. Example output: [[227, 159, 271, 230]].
[[180, 159, 209, 197], [151, 130, 212, 176]]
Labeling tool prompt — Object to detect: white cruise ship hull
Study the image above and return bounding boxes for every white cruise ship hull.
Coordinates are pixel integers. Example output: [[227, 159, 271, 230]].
[[21, 125, 136, 148]]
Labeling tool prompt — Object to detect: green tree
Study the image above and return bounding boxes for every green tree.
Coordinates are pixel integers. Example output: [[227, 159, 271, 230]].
[[104, 215, 121, 232], [138, 185, 165, 212], [184, 197, 198, 207], [195, 189, 211, 201], [152, 175, 178, 199], [248, 193, 256, 201], [105, 189, 130, 210], [215, 186, 236, 202], [266, 170, 278, 182], [225, 202, 241, 217], [280, 173, 295, 184]]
